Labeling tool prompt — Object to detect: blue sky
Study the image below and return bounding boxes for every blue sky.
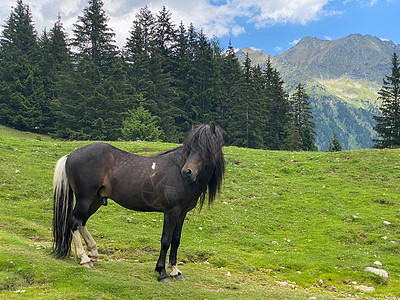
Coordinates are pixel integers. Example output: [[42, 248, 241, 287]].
[[1, 0, 399, 56], [219, 0, 400, 55]]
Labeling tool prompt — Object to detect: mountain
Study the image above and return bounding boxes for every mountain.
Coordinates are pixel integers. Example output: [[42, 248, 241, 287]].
[[236, 34, 400, 150]]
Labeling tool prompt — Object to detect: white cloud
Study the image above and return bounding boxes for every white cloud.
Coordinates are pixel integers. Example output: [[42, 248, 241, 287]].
[[344, 0, 378, 6], [231, 25, 245, 36], [231, 0, 331, 27], [0, 0, 24, 23], [324, 35, 333, 40], [289, 38, 301, 46], [250, 46, 262, 51], [0, 0, 334, 46]]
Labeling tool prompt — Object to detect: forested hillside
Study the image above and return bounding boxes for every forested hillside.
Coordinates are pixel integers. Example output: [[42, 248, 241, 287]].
[[0, 0, 316, 151], [237, 35, 400, 150]]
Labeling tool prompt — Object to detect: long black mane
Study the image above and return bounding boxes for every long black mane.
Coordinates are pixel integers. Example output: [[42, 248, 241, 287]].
[[183, 124, 225, 209]]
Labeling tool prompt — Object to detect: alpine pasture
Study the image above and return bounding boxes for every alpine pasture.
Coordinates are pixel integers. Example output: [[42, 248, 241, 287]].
[[1, 125, 399, 299]]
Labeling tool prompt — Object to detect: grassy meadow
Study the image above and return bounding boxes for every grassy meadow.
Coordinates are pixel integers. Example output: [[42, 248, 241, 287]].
[[0, 124, 400, 299]]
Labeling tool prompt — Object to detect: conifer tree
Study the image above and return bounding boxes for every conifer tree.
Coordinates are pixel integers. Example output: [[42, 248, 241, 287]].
[[121, 105, 163, 141], [72, 0, 118, 74], [46, 15, 72, 78], [124, 6, 155, 97], [39, 15, 72, 132], [125, 6, 179, 142], [172, 21, 192, 133], [191, 31, 218, 123], [262, 58, 292, 150], [243, 54, 264, 148], [327, 132, 343, 152], [290, 83, 317, 151], [53, 0, 134, 140], [373, 52, 400, 148], [0, 0, 46, 131], [207, 37, 225, 128], [221, 41, 247, 146], [155, 6, 177, 59]]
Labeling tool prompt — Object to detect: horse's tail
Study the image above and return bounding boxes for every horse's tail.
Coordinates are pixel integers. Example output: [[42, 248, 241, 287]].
[[52, 155, 73, 258]]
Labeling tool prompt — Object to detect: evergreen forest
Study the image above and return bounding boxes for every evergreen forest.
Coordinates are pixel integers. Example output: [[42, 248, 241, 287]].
[[0, 0, 317, 150]]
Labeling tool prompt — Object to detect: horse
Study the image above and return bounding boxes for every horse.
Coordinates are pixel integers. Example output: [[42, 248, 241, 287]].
[[52, 123, 225, 283]]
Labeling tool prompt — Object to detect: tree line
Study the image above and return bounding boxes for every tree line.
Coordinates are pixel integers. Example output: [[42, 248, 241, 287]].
[[0, 0, 318, 150]]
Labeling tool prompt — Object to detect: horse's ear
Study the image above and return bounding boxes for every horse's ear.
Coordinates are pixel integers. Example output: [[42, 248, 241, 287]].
[[210, 122, 216, 134]]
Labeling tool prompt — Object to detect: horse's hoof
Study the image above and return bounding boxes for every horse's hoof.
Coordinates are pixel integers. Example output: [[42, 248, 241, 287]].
[[173, 274, 185, 281], [158, 276, 172, 284], [82, 261, 94, 268]]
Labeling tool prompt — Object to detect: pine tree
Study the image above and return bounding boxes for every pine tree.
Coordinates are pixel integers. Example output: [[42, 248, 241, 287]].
[[172, 22, 191, 128], [72, 0, 118, 74], [152, 7, 180, 141], [206, 37, 225, 129], [39, 15, 72, 132], [262, 58, 292, 150], [155, 6, 177, 59], [121, 105, 163, 141], [290, 83, 317, 151], [243, 54, 264, 148], [125, 6, 179, 142], [0, 0, 46, 131], [220, 41, 247, 146], [327, 132, 343, 152], [53, 0, 134, 140], [373, 52, 400, 148], [192, 30, 217, 123], [124, 6, 155, 96]]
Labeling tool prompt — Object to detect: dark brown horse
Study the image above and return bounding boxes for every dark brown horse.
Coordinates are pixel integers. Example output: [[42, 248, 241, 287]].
[[52, 124, 225, 283]]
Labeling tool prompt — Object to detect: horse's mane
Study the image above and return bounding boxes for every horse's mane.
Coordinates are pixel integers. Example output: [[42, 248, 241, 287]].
[[155, 146, 182, 157], [183, 124, 225, 209]]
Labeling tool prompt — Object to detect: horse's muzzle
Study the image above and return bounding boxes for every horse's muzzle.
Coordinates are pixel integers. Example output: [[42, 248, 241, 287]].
[[181, 168, 196, 182]]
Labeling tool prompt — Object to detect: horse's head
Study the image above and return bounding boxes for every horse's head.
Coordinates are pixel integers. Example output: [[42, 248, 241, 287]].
[[181, 123, 224, 184], [181, 150, 202, 182]]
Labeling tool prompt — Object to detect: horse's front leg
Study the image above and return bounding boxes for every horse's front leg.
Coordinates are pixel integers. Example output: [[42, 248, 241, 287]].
[[155, 212, 178, 283], [168, 213, 186, 281]]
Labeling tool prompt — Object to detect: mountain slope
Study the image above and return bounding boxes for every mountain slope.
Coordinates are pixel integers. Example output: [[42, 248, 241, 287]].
[[236, 34, 400, 150], [274, 34, 398, 83]]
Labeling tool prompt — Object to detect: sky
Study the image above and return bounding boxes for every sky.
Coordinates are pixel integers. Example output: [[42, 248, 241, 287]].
[[0, 0, 399, 56]]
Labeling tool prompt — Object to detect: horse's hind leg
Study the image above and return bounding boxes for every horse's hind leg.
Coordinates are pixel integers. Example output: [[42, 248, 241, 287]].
[[70, 197, 101, 267], [80, 226, 99, 262], [80, 199, 102, 262], [72, 230, 93, 268]]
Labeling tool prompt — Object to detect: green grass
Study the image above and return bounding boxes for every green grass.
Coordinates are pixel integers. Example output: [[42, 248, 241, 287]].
[[1, 124, 400, 299]]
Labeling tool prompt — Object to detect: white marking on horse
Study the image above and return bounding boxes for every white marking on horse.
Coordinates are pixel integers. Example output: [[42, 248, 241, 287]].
[[169, 264, 182, 277], [152, 162, 156, 170]]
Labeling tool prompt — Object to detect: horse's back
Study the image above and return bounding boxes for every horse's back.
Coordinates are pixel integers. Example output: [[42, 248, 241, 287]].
[[66, 143, 117, 189], [69, 142, 115, 158]]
